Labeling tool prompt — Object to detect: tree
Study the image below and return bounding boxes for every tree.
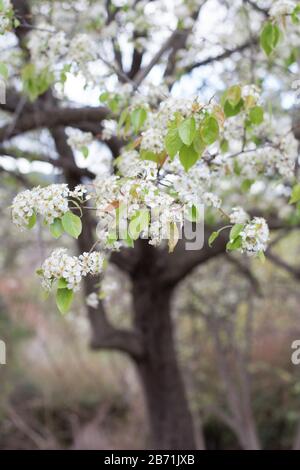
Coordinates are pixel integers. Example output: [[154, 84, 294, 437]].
[[1, 0, 300, 449]]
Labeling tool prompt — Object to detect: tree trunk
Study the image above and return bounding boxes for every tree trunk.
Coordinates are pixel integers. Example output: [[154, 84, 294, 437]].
[[132, 279, 199, 450]]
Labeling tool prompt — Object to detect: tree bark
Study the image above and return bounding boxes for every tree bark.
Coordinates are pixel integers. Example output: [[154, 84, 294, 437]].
[[131, 272, 198, 450]]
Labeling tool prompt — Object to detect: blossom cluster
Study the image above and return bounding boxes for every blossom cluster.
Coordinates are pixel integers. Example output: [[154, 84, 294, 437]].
[[40, 248, 105, 292], [67, 129, 94, 153], [269, 0, 297, 18], [27, 28, 98, 82], [11, 184, 88, 228], [117, 149, 157, 180], [240, 217, 270, 256]]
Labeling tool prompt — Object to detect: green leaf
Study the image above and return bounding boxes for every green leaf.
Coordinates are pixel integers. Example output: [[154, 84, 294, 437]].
[[21, 64, 54, 101], [123, 229, 134, 248], [186, 205, 201, 222], [249, 106, 264, 125], [292, 4, 300, 24], [260, 22, 281, 56], [178, 117, 196, 146], [200, 116, 219, 145], [208, 231, 219, 247], [241, 179, 254, 193], [193, 133, 206, 155], [224, 98, 244, 117], [99, 91, 109, 103], [229, 223, 244, 241], [81, 146, 89, 159], [226, 236, 243, 251], [165, 127, 182, 158], [226, 85, 241, 107], [27, 212, 36, 229], [50, 218, 64, 239], [290, 184, 300, 204], [0, 62, 8, 80], [220, 139, 229, 153], [60, 64, 71, 84], [131, 107, 147, 133], [56, 288, 74, 315], [258, 250, 266, 263], [62, 211, 82, 239], [233, 160, 241, 176], [179, 144, 199, 171], [128, 209, 150, 240], [118, 108, 129, 130], [57, 278, 68, 289], [227, 223, 244, 252], [140, 149, 160, 162]]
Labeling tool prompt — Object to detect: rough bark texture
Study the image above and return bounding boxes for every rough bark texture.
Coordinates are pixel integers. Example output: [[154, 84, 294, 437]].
[[130, 243, 198, 450], [132, 284, 197, 449]]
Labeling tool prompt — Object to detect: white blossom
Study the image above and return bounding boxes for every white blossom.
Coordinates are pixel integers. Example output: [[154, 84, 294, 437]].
[[240, 217, 269, 256], [269, 0, 296, 18], [229, 207, 249, 224], [40, 249, 105, 292], [67, 129, 93, 152], [117, 149, 157, 179], [79, 251, 105, 276], [141, 128, 165, 154], [69, 33, 97, 64], [12, 184, 70, 228]]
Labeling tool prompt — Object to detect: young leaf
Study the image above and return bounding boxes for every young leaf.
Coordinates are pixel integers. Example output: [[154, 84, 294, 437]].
[[179, 144, 199, 171], [224, 99, 244, 117], [62, 211, 82, 239], [178, 117, 196, 146], [27, 212, 36, 229], [193, 133, 206, 155], [164, 127, 182, 158], [241, 179, 254, 193], [200, 116, 219, 145], [208, 231, 219, 247], [128, 209, 150, 240], [131, 107, 147, 133], [292, 4, 300, 24], [260, 22, 281, 56], [99, 91, 109, 103], [229, 223, 244, 241], [21, 63, 54, 101], [56, 288, 74, 315], [226, 85, 241, 107], [226, 236, 242, 251], [249, 106, 264, 125], [81, 146, 89, 159], [50, 218, 64, 239], [57, 277, 68, 289], [185, 205, 201, 222], [0, 62, 8, 80], [290, 184, 300, 204], [140, 149, 159, 162]]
